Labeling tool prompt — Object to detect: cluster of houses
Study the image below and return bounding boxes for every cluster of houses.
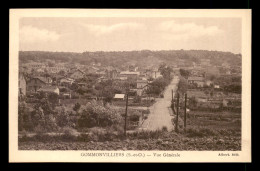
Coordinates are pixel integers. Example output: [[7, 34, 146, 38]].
[[187, 90, 241, 111], [19, 61, 164, 102], [187, 75, 220, 89], [19, 67, 86, 98]]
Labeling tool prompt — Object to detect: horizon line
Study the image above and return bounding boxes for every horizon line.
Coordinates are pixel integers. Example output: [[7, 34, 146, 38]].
[[19, 49, 241, 55]]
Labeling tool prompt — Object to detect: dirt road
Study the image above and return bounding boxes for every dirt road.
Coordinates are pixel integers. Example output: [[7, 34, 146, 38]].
[[140, 76, 179, 131]]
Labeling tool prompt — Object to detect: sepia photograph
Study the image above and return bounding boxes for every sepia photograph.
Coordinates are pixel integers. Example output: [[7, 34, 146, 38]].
[[9, 9, 251, 162]]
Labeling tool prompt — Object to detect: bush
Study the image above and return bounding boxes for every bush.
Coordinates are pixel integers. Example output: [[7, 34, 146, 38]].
[[19, 134, 31, 142], [90, 128, 117, 142], [77, 133, 91, 142], [78, 101, 123, 128], [62, 127, 78, 135], [127, 130, 163, 140], [186, 127, 217, 137], [142, 109, 150, 114], [34, 125, 45, 133], [162, 126, 168, 132], [33, 132, 54, 142]]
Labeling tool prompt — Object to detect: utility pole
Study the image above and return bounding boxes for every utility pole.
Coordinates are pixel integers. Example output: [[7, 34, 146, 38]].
[[171, 89, 174, 113], [184, 93, 187, 132], [124, 93, 129, 137], [176, 92, 179, 132]]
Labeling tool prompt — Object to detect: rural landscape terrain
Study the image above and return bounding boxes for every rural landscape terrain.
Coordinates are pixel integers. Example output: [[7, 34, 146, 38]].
[[18, 50, 242, 150]]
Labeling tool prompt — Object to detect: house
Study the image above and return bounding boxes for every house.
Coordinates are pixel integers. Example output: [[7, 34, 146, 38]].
[[222, 62, 230, 69], [204, 80, 213, 87], [116, 76, 127, 81], [145, 68, 163, 79], [187, 76, 205, 87], [114, 94, 125, 100], [26, 77, 52, 94], [119, 71, 140, 80], [19, 73, 26, 96], [46, 66, 69, 74], [61, 92, 72, 99], [60, 77, 75, 87], [136, 80, 148, 96], [68, 69, 85, 80], [37, 86, 60, 95], [137, 80, 148, 89], [200, 59, 211, 66], [27, 63, 46, 70], [77, 82, 87, 87], [214, 85, 220, 89], [129, 65, 138, 72], [95, 70, 106, 76], [106, 69, 118, 79], [86, 66, 99, 74]]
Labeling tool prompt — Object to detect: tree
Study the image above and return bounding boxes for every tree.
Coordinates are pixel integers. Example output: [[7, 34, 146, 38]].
[[159, 63, 173, 80], [31, 106, 46, 131], [73, 103, 81, 113], [58, 70, 66, 76], [60, 87, 68, 93], [47, 92, 59, 109], [48, 61, 55, 67], [78, 101, 122, 128], [77, 87, 86, 95], [180, 69, 190, 79], [189, 96, 198, 108], [178, 77, 188, 95], [70, 83, 79, 90], [56, 107, 71, 127], [133, 96, 141, 103], [210, 91, 214, 97], [18, 101, 31, 131], [32, 99, 58, 132]]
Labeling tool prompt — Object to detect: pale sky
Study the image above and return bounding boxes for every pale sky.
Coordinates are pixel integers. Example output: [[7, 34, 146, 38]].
[[19, 17, 241, 54]]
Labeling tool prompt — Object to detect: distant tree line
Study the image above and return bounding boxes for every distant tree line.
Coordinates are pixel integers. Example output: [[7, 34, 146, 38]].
[[19, 50, 241, 68]]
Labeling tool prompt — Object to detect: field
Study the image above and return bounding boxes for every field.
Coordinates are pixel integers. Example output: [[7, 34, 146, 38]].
[[185, 111, 241, 131]]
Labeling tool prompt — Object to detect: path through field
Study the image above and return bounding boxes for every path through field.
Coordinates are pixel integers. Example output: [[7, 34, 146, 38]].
[[140, 76, 179, 131]]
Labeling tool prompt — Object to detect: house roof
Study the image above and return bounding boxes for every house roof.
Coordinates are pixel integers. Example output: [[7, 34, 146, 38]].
[[38, 86, 58, 93], [120, 71, 140, 75], [137, 80, 148, 83], [32, 77, 52, 83], [61, 77, 74, 82], [188, 76, 204, 81], [69, 69, 85, 75], [75, 69, 85, 74], [114, 94, 125, 99]]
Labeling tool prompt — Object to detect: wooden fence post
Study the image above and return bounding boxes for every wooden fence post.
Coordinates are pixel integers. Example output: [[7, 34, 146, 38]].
[[124, 93, 129, 137], [176, 92, 179, 132], [184, 93, 187, 132]]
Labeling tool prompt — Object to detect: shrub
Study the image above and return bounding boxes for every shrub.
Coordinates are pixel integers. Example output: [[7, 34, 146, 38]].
[[78, 101, 123, 128], [162, 126, 168, 132], [59, 127, 78, 141], [90, 127, 117, 142], [33, 132, 54, 142], [34, 125, 45, 133], [186, 127, 217, 137], [142, 109, 150, 114], [127, 130, 163, 140], [19, 134, 30, 142], [77, 133, 91, 142]]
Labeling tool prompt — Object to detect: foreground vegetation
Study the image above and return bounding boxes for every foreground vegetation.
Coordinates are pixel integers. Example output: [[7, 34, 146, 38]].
[[19, 127, 240, 151]]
